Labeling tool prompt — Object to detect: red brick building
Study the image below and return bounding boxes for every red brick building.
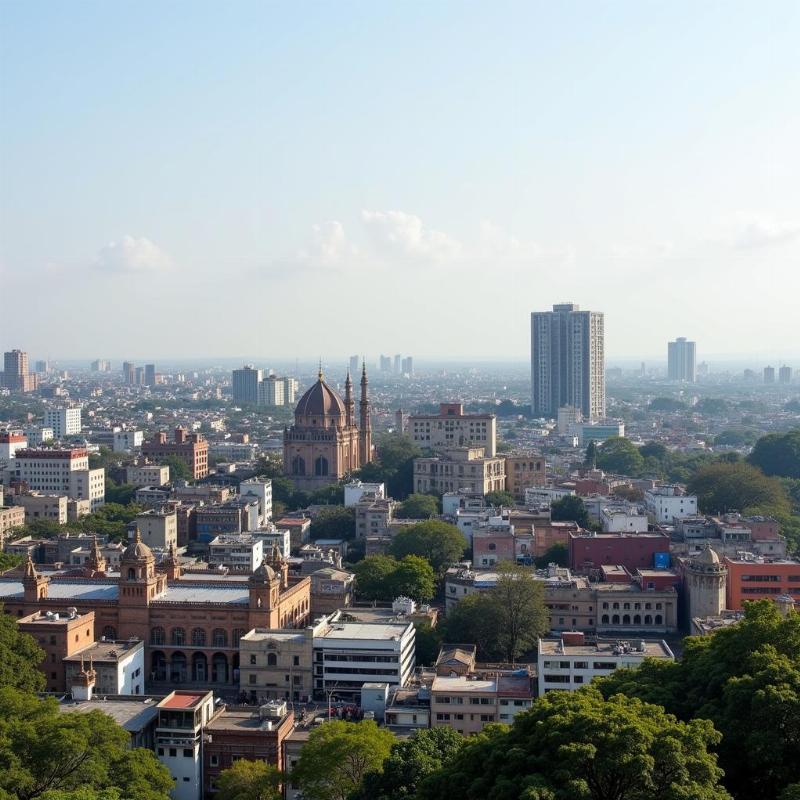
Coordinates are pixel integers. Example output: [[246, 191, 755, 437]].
[[141, 427, 209, 480], [725, 556, 800, 610], [569, 532, 671, 574]]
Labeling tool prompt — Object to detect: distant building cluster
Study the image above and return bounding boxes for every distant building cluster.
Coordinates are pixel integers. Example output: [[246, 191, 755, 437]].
[[231, 366, 298, 407]]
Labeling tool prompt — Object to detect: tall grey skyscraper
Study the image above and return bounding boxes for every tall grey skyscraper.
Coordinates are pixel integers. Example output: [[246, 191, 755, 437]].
[[530, 303, 605, 420], [667, 337, 696, 382], [349, 355, 360, 377], [232, 365, 262, 404]]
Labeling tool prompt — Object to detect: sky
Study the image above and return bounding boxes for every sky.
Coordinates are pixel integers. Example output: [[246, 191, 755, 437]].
[[1, 1, 798, 363]]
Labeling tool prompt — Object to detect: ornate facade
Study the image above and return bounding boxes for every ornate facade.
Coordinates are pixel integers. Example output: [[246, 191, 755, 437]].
[[283, 365, 372, 490], [0, 537, 311, 688]]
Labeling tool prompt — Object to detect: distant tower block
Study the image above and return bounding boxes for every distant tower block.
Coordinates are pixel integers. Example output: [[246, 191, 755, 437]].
[[686, 545, 727, 621]]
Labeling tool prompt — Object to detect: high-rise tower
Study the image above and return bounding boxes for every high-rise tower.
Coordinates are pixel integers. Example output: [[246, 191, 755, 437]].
[[667, 337, 696, 382], [530, 304, 605, 420]]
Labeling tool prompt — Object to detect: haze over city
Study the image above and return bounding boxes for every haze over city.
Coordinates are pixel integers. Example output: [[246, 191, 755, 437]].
[[2, 1, 799, 360]]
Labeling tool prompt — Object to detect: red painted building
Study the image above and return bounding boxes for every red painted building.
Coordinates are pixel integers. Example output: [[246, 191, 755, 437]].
[[569, 532, 670, 574]]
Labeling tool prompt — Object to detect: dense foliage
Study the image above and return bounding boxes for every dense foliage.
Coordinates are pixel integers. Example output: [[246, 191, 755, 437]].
[[549, 495, 589, 527], [687, 461, 790, 516], [749, 428, 800, 479], [214, 759, 282, 800], [352, 555, 435, 602], [0, 603, 46, 693], [389, 521, 466, 576], [395, 494, 439, 519], [354, 434, 422, 499], [416, 689, 729, 800], [310, 506, 356, 540]]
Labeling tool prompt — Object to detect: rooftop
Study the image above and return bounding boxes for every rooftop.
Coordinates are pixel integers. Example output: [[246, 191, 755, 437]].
[[431, 676, 496, 693], [152, 584, 249, 604], [206, 707, 291, 732], [158, 691, 210, 710], [317, 621, 411, 642], [64, 639, 143, 663], [59, 695, 160, 731], [538, 637, 673, 659]]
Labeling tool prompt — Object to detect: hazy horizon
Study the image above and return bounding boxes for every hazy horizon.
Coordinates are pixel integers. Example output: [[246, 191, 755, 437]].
[[2, 1, 798, 360]]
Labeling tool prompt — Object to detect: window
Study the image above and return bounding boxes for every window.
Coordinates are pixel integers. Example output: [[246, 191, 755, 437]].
[[232, 629, 245, 646], [210, 755, 219, 766], [212, 629, 227, 647], [171, 628, 186, 646], [249, 674, 257, 684], [293, 655, 300, 666], [151, 627, 165, 646], [169, 748, 177, 757], [191, 628, 206, 646], [267, 653, 277, 666], [183, 749, 193, 758]]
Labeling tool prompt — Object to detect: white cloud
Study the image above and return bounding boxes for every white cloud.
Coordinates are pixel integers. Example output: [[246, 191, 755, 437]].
[[361, 209, 462, 261], [733, 219, 800, 249], [295, 220, 356, 266], [94, 235, 172, 272]]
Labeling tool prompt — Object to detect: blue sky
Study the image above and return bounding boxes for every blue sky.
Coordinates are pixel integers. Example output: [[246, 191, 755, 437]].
[[1, 1, 798, 362]]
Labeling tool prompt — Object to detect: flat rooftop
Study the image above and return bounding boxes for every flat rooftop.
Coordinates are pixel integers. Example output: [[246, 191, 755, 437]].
[[539, 638, 673, 659], [206, 708, 290, 732], [59, 696, 160, 731], [431, 676, 496, 693], [317, 622, 410, 641], [241, 629, 307, 643], [158, 691, 209, 709], [64, 639, 142, 663]]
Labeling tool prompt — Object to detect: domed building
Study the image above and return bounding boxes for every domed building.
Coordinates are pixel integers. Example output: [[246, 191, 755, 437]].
[[283, 364, 372, 489], [685, 544, 727, 622]]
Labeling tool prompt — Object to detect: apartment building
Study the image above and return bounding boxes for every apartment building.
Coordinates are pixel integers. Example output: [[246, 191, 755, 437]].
[[141, 428, 209, 480], [0, 505, 26, 543], [504, 453, 546, 500], [126, 464, 170, 487], [409, 403, 497, 456], [724, 555, 800, 610], [537, 632, 674, 694], [644, 485, 698, 524], [13, 493, 69, 524], [207, 534, 264, 572], [132, 508, 178, 550], [44, 407, 82, 439], [414, 447, 506, 496]]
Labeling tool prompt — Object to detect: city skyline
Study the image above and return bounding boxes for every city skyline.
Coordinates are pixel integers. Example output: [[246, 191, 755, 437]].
[[2, 1, 799, 359]]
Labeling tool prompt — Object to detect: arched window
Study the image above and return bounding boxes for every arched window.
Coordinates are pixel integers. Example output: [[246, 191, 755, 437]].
[[601, 614, 610, 624], [655, 614, 663, 625], [151, 627, 165, 646], [172, 627, 186, 646], [314, 456, 329, 477], [644, 615, 652, 625], [212, 629, 227, 647], [612, 602, 620, 610], [267, 653, 277, 666], [622, 615, 630, 625], [102, 625, 116, 640], [291, 456, 305, 476], [232, 628, 245, 647], [633, 614, 641, 625], [127, 568, 136, 580], [191, 628, 206, 647], [612, 614, 620, 625]]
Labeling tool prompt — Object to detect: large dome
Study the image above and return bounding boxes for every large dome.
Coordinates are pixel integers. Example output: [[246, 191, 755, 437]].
[[295, 372, 346, 418], [695, 545, 720, 566], [122, 530, 154, 562]]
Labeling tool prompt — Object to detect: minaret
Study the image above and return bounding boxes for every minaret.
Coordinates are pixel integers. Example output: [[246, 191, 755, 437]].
[[23, 555, 49, 603], [87, 536, 107, 574], [359, 361, 372, 465], [344, 370, 354, 427]]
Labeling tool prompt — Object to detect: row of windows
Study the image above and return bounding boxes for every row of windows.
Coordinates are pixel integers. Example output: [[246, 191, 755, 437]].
[[151, 627, 245, 647], [601, 601, 663, 611]]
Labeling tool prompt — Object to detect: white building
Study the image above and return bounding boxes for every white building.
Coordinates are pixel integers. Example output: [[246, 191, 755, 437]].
[[45, 407, 82, 438], [537, 632, 674, 695], [578, 421, 625, 445], [312, 614, 416, 700], [7, 448, 105, 511], [208, 442, 259, 461], [253, 527, 291, 558], [0, 429, 26, 463], [126, 464, 170, 487], [155, 691, 216, 800], [132, 508, 178, 550], [644, 486, 698, 524], [64, 639, 145, 696], [557, 406, 582, 435], [668, 337, 697, 382], [600, 506, 648, 533], [23, 426, 54, 446], [207, 534, 264, 571], [113, 430, 143, 452], [524, 487, 575, 507], [239, 478, 272, 523], [344, 480, 386, 507]]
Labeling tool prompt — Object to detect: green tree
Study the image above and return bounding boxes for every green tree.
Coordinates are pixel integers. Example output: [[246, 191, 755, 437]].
[[310, 506, 356, 540], [159, 454, 192, 482], [595, 437, 644, 476], [353, 555, 398, 601], [749, 429, 800, 479], [215, 759, 282, 800], [395, 493, 439, 519], [597, 601, 800, 799], [387, 555, 435, 602], [550, 495, 589, 527], [354, 727, 464, 800], [695, 397, 729, 415], [485, 490, 514, 507], [534, 542, 568, 568], [0, 551, 23, 572], [714, 429, 758, 447], [310, 483, 346, 506], [356, 434, 422, 499], [417, 688, 729, 800], [0, 687, 172, 800], [688, 462, 790, 515], [639, 441, 668, 461], [0, 603, 45, 692], [438, 594, 501, 658], [413, 623, 442, 667], [292, 720, 394, 800], [584, 440, 598, 468], [104, 482, 137, 505], [648, 397, 686, 412], [389, 521, 466, 576], [485, 562, 548, 662]]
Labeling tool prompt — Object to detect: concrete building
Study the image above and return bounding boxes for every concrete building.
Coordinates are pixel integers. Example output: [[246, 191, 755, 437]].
[[14, 493, 69, 524], [531, 304, 605, 420], [779, 365, 793, 384], [537, 631, 674, 694], [232, 366, 262, 405], [667, 337, 697, 382], [569, 532, 671, 573], [2, 349, 37, 393], [409, 403, 497, 456], [724, 555, 800, 610], [18, 608, 96, 692], [195, 504, 244, 542], [579, 421, 625, 445], [600, 506, 648, 533], [258, 374, 285, 406], [126, 464, 170, 487], [44, 407, 82, 439], [504, 453, 546, 500], [0, 505, 26, 543], [344, 480, 386, 507], [253, 528, 291, 559], [132, 508, 178, 550], [239, 478, 272, 523], [64, 639, 145, 696], [309, 566, 355, 616], [644, 485, 698, 524], [141, 428, 209, 480], [413, 447, 506, 496], [155, 690, 216, 800], [207, 535, 265, 572], [22, 426, 53, 447], [8, 448, 105, 511], [0, 429, 27, 463], [354, 493, 396, 540], [764, 366, 776, 384]]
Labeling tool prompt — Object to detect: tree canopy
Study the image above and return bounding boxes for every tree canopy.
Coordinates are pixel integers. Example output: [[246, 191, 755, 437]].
[[550, 495, 589, 528], [417, 688, 729, 800], [749, 429, 800, 479], [352, 555, 435, 603], [214, 759, 282, 800], [485, 490, 515, 508], [292, 720, 395, 800], [310, 506, 356, 540], [389, 521, 466, 575], [687, 461, 790, 516], [595, 437, 645, 476], [395, 493, 439, 519], [355, 434, 422, 499], [354, 727, 465, 800], [597, 601, 800, 800], [0, 603, 45, 693]]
